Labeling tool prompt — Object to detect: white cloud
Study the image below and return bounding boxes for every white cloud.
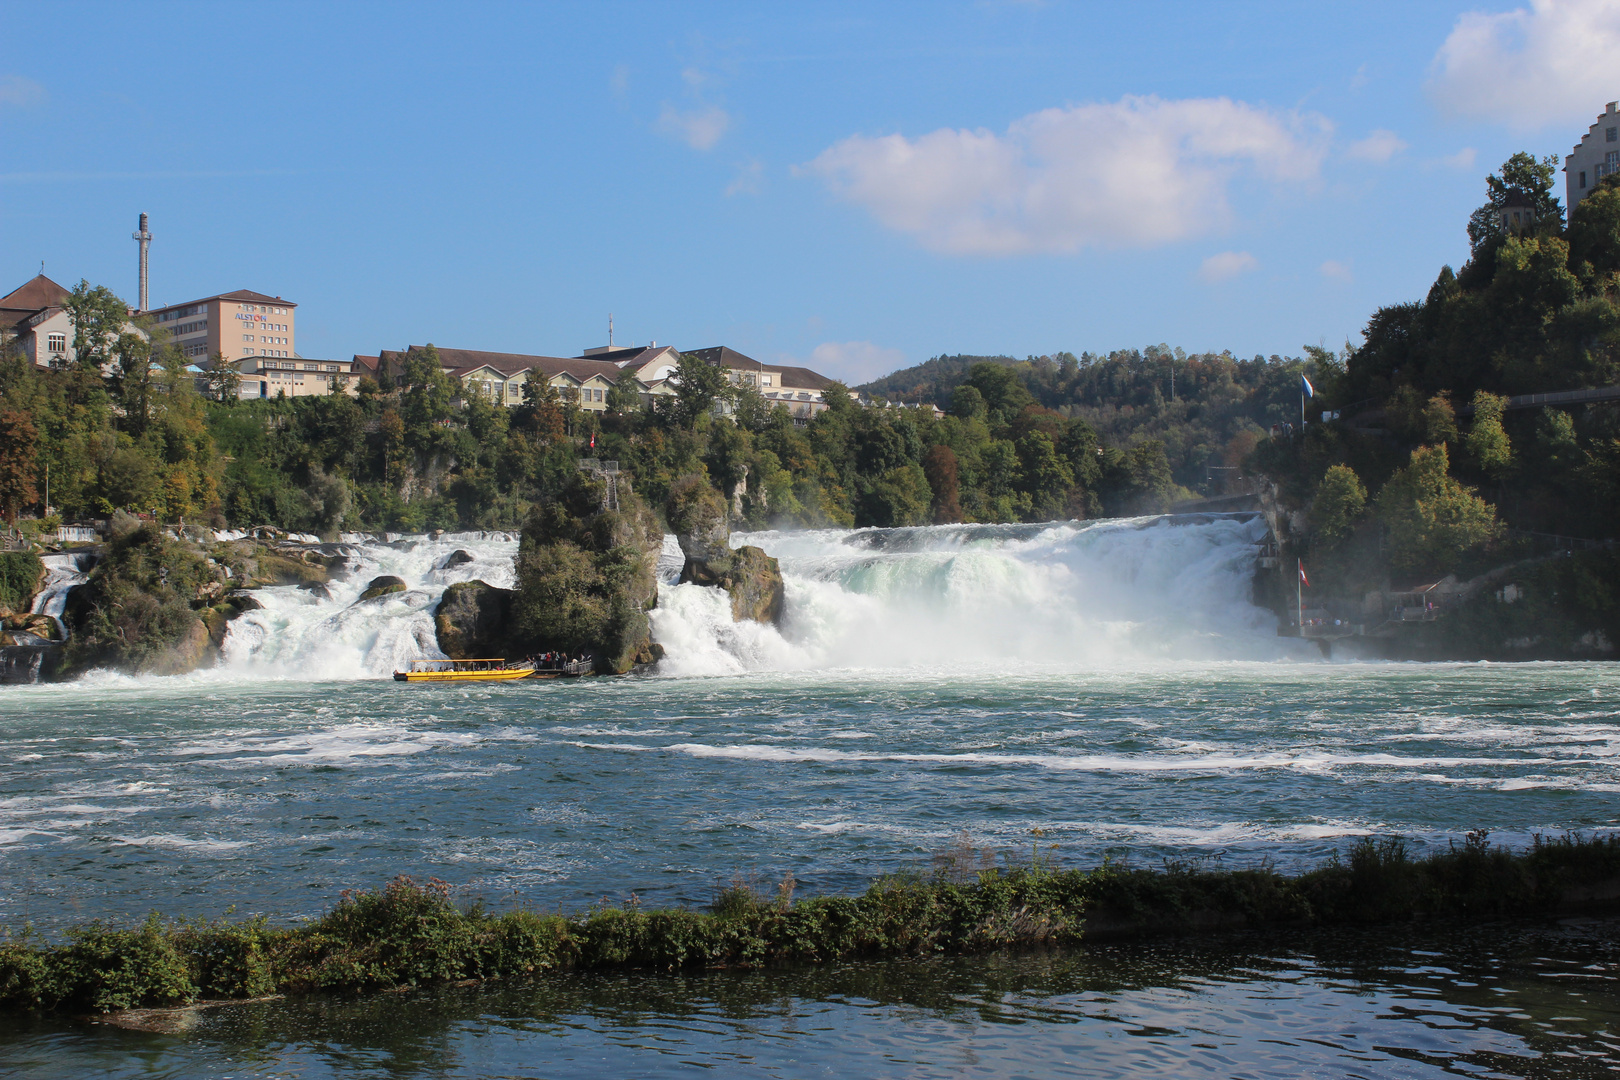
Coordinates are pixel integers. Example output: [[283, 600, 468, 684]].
[[657, 104, 731, 151], [1441, 147, 1479, 169], [807, 341, 908, 383], [0, 75, 45, 109], [725, 159, 764, 197], [1320, 259, 1353, 281], [804, 94, 1331, 255], [1428, 0, 1620, 131], [1346, 129, 1407, 163], [1198, 251, 1258, 283]]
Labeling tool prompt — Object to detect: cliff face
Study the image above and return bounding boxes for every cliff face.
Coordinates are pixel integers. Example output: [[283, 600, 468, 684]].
[[508, 472, 664, 674], [665, 474, 785, 627]]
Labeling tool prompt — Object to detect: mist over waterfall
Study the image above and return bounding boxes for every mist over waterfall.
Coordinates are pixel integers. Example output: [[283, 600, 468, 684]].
[[652, 514, 1286, 676], [221, 533, 519, 678]]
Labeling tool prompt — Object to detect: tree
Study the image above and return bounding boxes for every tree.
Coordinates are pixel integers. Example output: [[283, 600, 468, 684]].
[[399, 345, 456, 443], [205, 352, 242, 403], [1568, 173, 1620, 280], [62, 281, 130, 373], [670, 351, 731, 428], [1464, 391, 1512, 478], [1309, 464, 1366, 544], [922, 444, 962, 523], [1423, 392, 1457, 446], [1466, 152, 1564, 254], [606, 368, 644, 416], [1375, 443, 1499, 573], [0, 409, 40, 526]]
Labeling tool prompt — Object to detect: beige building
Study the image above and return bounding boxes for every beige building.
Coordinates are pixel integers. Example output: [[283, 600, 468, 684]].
[[683, 345, 836, 423], [235, 355, 366, 400], [145, 289, 297, 363], [1565, 100, 1620, 213], [374, 345, 688, 412]]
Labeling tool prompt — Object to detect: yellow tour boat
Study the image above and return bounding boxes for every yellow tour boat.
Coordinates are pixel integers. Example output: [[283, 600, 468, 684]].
[[393, 657, 595, 682]]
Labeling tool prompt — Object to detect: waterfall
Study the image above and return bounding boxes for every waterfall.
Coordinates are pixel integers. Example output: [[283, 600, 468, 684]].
[[18, 513, 1283, 683], [650, 514, 1286, 676], [221, 532, 520, 679], [29, 552, 95, 639]]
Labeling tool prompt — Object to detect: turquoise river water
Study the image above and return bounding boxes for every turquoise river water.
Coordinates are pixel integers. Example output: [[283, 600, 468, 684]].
[[2, 518, 1617, 1076]]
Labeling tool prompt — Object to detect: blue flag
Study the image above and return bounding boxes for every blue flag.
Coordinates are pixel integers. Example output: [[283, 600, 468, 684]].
[[1301, 374, 1314, 398]]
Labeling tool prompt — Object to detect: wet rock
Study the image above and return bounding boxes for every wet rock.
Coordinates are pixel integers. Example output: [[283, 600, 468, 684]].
[[435, 580, 517, 659], [136, 618, 214, 677], [358, 575, 408, 602], [666, 474, 785, 626], [439, 549, 476, 570]]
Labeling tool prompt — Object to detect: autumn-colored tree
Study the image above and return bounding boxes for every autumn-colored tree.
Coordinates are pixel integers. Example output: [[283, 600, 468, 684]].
[[0, 409, 41, 526], [1464, 390, 1512, 478]]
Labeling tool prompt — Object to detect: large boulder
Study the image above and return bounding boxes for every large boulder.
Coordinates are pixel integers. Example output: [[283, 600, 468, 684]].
[[666, 474, 785, 626], [358, 575, 407, 601], [435, 580, 517, 659]]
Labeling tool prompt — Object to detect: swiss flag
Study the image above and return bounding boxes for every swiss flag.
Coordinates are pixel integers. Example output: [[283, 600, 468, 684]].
[[589, 432, 596, 450], [1298, 561, 1310, 587]]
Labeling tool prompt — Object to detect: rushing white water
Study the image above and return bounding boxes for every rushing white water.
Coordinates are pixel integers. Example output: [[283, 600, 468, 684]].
[[220, 532, 519, 678], [651, 514, 1289, 676], [57, 514, 1284, 681], [28, 553, 94, 639]]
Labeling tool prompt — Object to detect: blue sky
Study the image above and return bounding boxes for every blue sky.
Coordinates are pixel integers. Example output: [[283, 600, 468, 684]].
[[3, 1, 1617, 383]]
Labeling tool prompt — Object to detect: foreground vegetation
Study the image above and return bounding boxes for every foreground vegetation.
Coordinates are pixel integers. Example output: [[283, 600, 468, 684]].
[[2, 832, 1617, 1015]]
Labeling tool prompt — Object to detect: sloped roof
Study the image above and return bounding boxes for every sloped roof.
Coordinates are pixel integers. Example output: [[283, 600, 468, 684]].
[[0, 274, 71, 318], [764, 365, 834, 391], [684, 345, 761, 371], [145, 289, 296, 314], [385, 346, 625, 384]]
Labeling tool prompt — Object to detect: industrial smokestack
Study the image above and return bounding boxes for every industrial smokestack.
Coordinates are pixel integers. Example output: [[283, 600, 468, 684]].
[[132, 212, 152, 312]]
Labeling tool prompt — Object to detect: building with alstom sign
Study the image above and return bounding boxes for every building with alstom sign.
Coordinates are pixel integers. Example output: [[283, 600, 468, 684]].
[[144, 289, 297, 363]]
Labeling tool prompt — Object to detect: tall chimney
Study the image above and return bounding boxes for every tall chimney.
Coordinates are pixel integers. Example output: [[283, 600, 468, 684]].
[[132, 212, 152, 312]]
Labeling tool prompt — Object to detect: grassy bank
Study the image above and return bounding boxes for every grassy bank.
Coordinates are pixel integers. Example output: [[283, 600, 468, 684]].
[[3, 832, 1618, 1015]]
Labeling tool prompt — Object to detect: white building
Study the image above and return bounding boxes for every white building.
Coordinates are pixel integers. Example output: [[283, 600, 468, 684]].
[[1565, 100, 1620, 213]]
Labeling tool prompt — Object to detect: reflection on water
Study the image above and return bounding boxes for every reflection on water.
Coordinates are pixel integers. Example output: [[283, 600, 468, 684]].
[[4, 921, 1619, 1078]]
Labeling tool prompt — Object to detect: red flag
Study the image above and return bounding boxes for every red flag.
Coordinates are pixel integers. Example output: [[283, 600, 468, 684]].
[[1298, 561, 1310, 587], [589, 432, 596, 450]]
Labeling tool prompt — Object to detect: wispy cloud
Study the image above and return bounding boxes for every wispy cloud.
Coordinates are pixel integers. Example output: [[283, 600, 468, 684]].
[[1198, 251, 1258, 283], [807, 340, 907, 382], [1439, 147, 1478, 170], [1428, 0, 1620, 130], [1320, 259, 1353, 281], [0, 74, 45, 109], [804, 95, 1331, 255], [657, 103, 731, 151], [725, 159, 764, 197], [1346, 129, 1407, 163]]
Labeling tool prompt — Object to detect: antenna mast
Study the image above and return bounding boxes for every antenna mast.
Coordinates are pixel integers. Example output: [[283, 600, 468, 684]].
[[608, 313, 614, 348], [132, 212, 152, 312]]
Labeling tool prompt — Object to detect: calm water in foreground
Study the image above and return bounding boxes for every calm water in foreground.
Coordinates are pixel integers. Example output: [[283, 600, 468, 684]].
[[3, 661, 1618, 1074]]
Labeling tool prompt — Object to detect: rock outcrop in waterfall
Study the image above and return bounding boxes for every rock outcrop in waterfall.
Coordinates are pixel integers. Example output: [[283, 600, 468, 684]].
[[665, 475, 784, 626], [498, 470, 664, 673]]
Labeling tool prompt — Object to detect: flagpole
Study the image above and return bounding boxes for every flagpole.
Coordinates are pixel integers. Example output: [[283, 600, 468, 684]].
[[1297, 559, 1303, 636]]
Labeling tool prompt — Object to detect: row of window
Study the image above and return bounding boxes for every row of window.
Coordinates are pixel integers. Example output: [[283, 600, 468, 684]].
[[157, 304, 204, 322], [243, 348, 290, 358], [239, 304, 289, 315]]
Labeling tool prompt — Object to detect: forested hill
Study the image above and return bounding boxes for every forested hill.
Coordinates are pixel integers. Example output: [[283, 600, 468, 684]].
[[860, 347, 1327, 495]]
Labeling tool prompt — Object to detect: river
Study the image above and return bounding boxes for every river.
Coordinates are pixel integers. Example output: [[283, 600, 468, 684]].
[[3, 517, 1617, 1075]]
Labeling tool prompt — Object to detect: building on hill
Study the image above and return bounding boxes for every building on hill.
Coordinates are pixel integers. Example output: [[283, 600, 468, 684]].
[[232, 355, 366, 400], [0, 274, 74, 368], [144, 289, 296, 363], [1566, 99, 1620, 213], [682, 345, 836, 423], [375, 345, 679, 412]]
